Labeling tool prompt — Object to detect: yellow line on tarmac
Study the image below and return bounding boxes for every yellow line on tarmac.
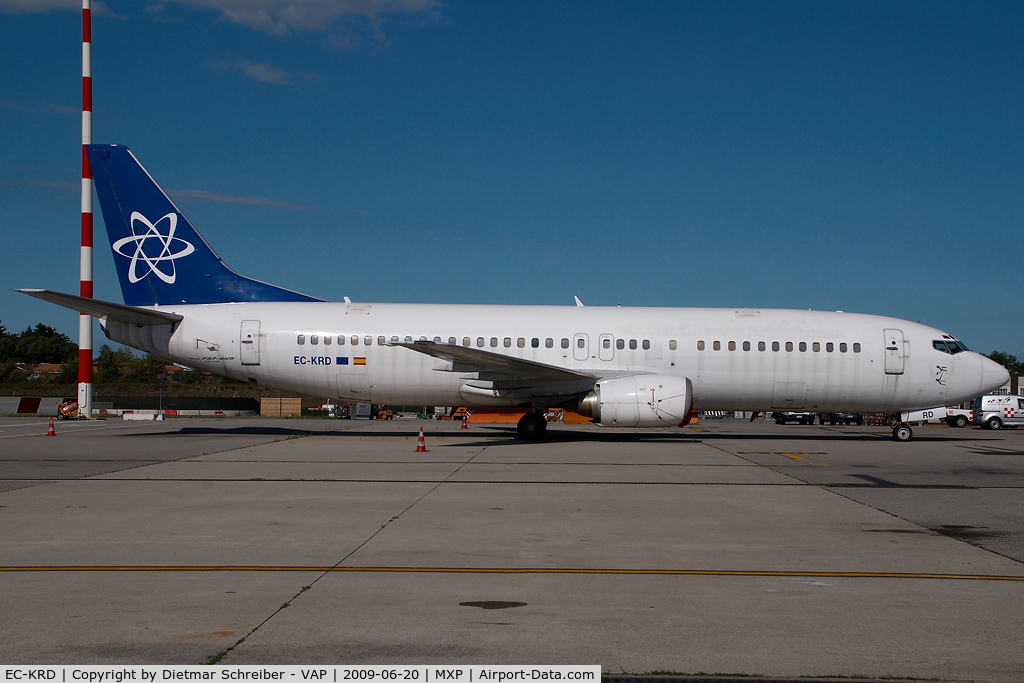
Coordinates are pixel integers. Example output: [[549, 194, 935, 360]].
[[4, 566, 1023, 582]]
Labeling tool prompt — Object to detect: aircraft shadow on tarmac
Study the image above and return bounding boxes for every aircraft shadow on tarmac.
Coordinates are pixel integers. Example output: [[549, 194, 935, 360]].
[[122, 424, 1001, 445]]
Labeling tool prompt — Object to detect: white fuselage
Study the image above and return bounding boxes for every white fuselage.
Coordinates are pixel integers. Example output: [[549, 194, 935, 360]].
[[103, 302, 1003, 414]]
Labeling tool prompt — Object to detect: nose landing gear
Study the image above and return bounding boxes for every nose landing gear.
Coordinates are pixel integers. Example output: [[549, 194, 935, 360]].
[[892, 423, 913, 442]]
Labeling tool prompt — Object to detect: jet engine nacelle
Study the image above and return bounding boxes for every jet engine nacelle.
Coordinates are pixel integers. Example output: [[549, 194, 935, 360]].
[[579, 374, 693, 428]]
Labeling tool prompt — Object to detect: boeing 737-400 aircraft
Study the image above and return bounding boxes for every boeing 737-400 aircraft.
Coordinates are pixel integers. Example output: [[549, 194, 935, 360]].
[[19, 144, 1010, 441]]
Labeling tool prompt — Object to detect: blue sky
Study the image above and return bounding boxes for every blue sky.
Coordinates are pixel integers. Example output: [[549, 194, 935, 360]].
[[1, 1, 1021, 356]]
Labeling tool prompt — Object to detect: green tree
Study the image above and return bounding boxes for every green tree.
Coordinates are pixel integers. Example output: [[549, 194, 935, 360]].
[[124, 353, 167, 383], [986, 351, 1024, 375], [1, 324, 77, 364], [0, 361, 19, 382], [59, 356, 79, 384], [96, 345, 136, 383]]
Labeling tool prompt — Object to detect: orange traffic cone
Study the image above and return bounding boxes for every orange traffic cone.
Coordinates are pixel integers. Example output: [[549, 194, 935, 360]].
[[461, 414, 468, 429], [47, 418, 56, 436], [415, 427, 428, 452]]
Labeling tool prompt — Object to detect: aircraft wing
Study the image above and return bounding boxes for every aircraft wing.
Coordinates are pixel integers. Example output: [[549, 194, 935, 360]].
[[390, 340, 593, 383], [15, 289, 183, 326]]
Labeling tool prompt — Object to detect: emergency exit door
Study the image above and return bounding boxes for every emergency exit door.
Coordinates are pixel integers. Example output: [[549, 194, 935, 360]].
[[884, 328, 905, 375], [240, 320, 261, 366]]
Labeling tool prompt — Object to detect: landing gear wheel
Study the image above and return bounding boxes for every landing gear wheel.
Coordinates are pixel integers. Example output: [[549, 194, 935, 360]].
[[892, 423, 913, 442], [517, 411, 547, 440]]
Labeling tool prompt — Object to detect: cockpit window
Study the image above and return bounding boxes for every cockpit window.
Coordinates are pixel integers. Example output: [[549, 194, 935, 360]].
[[937, 340, 969, 354]]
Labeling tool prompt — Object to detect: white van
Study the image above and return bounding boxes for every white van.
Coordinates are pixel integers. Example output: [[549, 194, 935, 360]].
[[971, 395, 1024, 430]]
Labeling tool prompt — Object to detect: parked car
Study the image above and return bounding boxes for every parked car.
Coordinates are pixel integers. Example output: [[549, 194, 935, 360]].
[[971, 395, 1024, 430], [818, 412, 864, 425], [772, 411, 816, 425]]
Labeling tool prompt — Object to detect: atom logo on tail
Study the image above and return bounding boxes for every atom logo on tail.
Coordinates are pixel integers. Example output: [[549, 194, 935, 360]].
[[111, 211, 195, 284]]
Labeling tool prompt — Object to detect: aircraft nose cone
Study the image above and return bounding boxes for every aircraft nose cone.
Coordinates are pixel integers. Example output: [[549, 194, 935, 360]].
[[981, 356, 1011, 394]]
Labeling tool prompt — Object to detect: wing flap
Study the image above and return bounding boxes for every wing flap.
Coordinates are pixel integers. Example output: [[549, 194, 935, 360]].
[[391, 341, 592, 383]]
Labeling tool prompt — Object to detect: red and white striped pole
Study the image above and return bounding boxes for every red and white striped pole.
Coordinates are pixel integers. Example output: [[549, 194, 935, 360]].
[[78, 0, 93, 419]]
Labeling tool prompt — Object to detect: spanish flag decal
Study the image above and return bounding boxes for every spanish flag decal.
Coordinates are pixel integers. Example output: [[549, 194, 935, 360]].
[[354, 357, 366, 365]]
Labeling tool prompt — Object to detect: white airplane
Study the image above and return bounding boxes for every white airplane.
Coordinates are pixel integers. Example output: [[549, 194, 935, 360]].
[[19, 144, 1009, 441]]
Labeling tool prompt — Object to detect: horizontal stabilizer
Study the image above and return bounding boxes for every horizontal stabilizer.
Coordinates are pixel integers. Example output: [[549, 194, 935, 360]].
[[15, 289, 183, 326]]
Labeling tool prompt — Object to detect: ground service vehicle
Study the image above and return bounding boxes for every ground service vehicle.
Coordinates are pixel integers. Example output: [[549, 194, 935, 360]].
[[972, 395, 1024, 430], [773, 411, 816, 425], [819, 412, 864, 425]]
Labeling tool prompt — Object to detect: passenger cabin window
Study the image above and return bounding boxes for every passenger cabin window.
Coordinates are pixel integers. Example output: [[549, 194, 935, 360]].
[[449, 337, 457, 345], [785, 342, 793, 352], [713, 341, 721, 351], [812, 342, 820, 352], [463, 337, 471, 347], [629, 339, 637, 350], [531, 338, 539, 348], [405, 336, 412, 342], [324, 335, 332, 346], [561, 338, 570, 349], [518, 338, 526, 348], [728, 341, 736, 351], [504, 337, 512, 348], [669, 340, 677, 350], [351, 335, 359, 346], [743, 341, 750, 351], [311, 335, 318, 345], [603, 338, 611, 349], [477, 337, 485, 347], [642, 340, 651, 350], [577, 338, 585, 348], [799, 342, 806, 352], [758, 341, 766, 352], [697, 340, 705, 351], [434, 336, 442, 343], [379, 336, 386, 345], [490, 337, 498, 348], [826, 342, 834, 352], [853, 343, 861, 353], [772, 342, 780, 352], [840, 343, 848, 353], [338, 335, 345, 346], [545, 338, 553, 348], [297, 335, 305, 345], [392, 336, 399, 342], [363, 336, 372, 346], [618, 339, 626, 350]]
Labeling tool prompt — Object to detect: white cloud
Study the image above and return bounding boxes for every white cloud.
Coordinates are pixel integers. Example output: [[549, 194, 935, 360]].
[[167, 189, 311, 211], [232, 58, 293, 85], [209, 58, 319, 86], [0, 0, 119, 17], [166, 0, 439, 37]]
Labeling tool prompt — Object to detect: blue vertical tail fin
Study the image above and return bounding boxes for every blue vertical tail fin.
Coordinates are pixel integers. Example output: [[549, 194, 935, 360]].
[[86, 144, 320, 306]]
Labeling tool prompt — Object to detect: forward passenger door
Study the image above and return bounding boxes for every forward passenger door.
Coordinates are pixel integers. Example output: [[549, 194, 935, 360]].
[[884, 328, 905, 375]]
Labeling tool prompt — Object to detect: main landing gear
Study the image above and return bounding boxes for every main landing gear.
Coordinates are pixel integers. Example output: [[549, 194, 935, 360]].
[[517, 410, 547, 440], [892, 423, 913, 442]]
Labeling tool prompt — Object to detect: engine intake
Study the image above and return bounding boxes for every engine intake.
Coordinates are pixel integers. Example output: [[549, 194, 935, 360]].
[[579, 375, 693, 428]]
